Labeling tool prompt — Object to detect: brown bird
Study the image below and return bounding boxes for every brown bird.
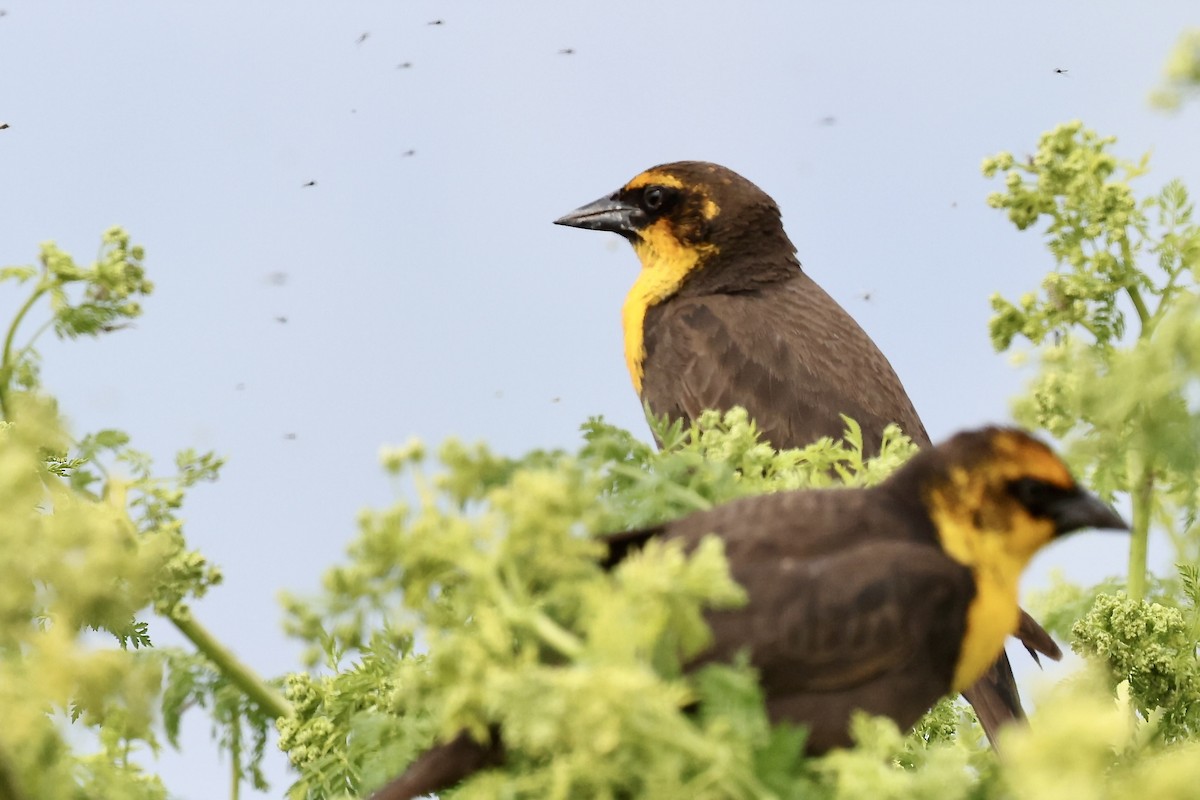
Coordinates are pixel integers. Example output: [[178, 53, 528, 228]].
[[554, 161, 927, 456], [554, 160, 1061, 743], [372, 427, 1126, 798]]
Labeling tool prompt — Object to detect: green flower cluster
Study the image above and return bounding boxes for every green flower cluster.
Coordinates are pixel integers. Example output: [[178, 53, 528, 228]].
[[1152, 30, 1200, 109], [0, 232, 264, 800]]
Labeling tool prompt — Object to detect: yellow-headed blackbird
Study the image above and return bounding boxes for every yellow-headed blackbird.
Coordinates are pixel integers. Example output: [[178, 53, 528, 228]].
[[554, 161, 1060, 745], [372, 427, 1126, 799], [554, 160, 927, 456]]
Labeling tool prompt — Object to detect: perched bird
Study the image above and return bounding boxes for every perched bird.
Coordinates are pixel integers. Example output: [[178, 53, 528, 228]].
[[554, 160, 1058, 743], [554, 160, 927, 456], [372, 427, 1127, 798]]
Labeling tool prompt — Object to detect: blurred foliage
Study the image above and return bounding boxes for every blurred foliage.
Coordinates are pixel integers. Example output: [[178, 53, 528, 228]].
[[981, 119, 1200, 794], [983, 120, 1200, 599], [0, 227, 151, 418], [1151, 29, 1200, 109], [999, 670, 1200, 800], [0, 230, 276, 800]]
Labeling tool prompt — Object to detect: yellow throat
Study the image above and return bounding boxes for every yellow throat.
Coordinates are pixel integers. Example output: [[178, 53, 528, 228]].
[[948, 550, 1023, 692], [926, 467, 1057, 692], [621, 226, 716, 393], [617, 169, 720, 393]]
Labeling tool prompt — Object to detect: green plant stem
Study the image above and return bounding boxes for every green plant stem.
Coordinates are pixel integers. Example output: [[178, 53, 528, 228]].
[[1128, 284, 1152, 333], [230, 709, 242, 800], [1150, 269, 1184, 328], [1120, 232, 1151, 331], [9, 318, 54, 375], [0, 286, 47, 420], [167, 606, 292, 720], [529, 610, 584, 660], [1123, 276, 1156, 603], [1128, 463, 1155, 602], [493, 574, 586, 661]]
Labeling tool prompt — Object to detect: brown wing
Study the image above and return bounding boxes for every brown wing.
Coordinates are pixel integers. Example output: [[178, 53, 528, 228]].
[[700, 540, 972, 699], [601, 495, 967, 694], [961, 656, 1023, 746], [640, 272, 930, 454]]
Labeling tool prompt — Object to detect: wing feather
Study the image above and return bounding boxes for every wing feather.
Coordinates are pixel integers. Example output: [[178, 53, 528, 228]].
[[640, 273, 929, 453]]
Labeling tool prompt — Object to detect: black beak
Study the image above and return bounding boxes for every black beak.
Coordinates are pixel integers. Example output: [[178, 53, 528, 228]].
[[554, 193, 642, 238], [1051, 490, 1129, 536]]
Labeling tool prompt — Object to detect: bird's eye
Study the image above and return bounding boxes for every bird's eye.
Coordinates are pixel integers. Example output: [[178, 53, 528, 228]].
[[1008, 477, 1074, 518], [642, 186, 666, 211]]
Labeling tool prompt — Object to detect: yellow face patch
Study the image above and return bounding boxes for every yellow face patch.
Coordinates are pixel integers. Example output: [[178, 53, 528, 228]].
[[925, 438, 1072, 690], [930, 487, 1054, 690], [618, 169, 721, 393]]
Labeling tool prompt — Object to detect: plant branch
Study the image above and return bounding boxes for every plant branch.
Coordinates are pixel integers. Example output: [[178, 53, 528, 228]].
[[1127, 284, 1153, 335], [1120, 235, 1153, 336], [0, 285, 47, 420], [10, 317, 55, 372], [493, 573, 585, 661], [1148, 265, 1193, 330], [167, 606, 292, 720], [1127, 461, 1155, 602], [230, 708, 242, 800]]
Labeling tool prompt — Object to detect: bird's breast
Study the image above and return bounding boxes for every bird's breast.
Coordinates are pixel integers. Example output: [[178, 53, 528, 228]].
[[622, 238, 712, 393]]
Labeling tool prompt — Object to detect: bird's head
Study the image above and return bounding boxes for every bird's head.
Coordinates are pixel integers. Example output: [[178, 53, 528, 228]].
[[910, 427, 1127, 568], [554, 161, 796, 283]]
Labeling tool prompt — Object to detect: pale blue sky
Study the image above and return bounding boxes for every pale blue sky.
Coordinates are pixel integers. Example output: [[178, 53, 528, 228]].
[[2, 3, 1198, 797]]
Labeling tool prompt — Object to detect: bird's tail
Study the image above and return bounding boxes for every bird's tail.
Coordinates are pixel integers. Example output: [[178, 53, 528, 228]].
[[960, 651, 1024, 749], [1017, 608, 1063, 664], [963, 611, 1062, 749]]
